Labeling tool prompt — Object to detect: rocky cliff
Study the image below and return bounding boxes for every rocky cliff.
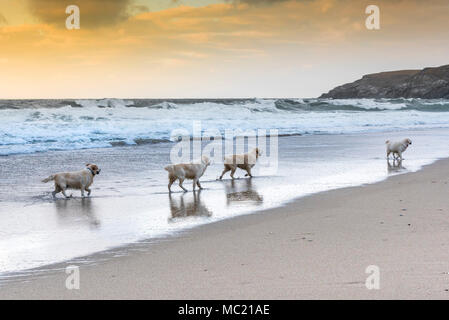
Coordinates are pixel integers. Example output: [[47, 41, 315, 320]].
[[320, 65, 449, 99]]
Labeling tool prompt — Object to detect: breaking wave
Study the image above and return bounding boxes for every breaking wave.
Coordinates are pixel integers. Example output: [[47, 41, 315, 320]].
[[1, 98, 449, 155]]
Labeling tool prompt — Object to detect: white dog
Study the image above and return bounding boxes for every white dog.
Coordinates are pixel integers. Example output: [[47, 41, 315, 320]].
[[219, 148, 261, 180], [386, 138, 412, 160], [42, 164, 101, 199], [164, 155, 211, 192]]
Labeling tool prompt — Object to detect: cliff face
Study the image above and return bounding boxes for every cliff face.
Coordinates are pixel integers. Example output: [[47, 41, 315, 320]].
[[320, 65, 449, 99]]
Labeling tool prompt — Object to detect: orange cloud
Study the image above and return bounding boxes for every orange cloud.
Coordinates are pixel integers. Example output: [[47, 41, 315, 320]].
[[4, 0, 447, 60], [0, 0, 448, 98], [0, 13, 7, 25]]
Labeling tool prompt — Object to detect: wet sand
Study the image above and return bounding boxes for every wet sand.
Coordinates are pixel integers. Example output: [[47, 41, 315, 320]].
[[2, 158, 449, 299], [4, 130, 449, 274]]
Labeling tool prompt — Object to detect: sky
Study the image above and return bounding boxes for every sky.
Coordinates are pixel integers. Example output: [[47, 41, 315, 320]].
[[0, 0, 448, 98]]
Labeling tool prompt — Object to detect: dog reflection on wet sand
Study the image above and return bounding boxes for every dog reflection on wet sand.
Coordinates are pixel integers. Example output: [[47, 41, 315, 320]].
[[387, 158, 406, 174], [168, 191, 212, 222], [224, 178, 263, 206], [54, 197, 100, 228]]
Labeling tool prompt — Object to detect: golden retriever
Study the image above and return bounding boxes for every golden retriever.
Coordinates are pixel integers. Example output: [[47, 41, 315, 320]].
[[164, 155, 211, 192], [219, 147, 261, 180], [386, 138, 412, 160], [42, 164, 101, 199]]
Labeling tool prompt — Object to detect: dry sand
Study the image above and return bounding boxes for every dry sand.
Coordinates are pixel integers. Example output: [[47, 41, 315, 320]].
[[2, 159, 449, 299]]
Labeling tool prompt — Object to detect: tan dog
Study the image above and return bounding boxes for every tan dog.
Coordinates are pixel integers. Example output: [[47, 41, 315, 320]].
[[42, 164, 101, 199], [219, 147, 261, 180], [386, 138, 412, 160], [164, 155, 211, 192]]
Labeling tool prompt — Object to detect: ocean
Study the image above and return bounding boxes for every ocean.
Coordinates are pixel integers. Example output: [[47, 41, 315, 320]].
[[1, 98, 449, 276], [2, 98, 449, 156]]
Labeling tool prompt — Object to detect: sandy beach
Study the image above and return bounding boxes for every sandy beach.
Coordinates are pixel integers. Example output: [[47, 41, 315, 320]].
[[2, 157, 449, 299], [2, 0, 449, 304]]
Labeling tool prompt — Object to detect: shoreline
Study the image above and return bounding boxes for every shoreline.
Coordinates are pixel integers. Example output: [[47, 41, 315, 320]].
[[2, 157, 449, 299], [7, 129, 447, 274], [0, 140, 434, 279]]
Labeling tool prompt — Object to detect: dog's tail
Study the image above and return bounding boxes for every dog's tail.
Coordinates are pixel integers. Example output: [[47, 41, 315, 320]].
[[42, 175, 55, 183], [164, 165, 174, 173], [385, 140, 390, 144]]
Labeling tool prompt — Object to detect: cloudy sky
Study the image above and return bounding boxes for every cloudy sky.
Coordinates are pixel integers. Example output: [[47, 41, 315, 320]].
[[0, 0, 448, 98]]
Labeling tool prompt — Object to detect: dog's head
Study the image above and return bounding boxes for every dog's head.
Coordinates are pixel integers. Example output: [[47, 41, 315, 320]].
[[404, 138, 412, 146], [253, 147, 262, 158], [201, 155, 211, 167], [86, 163, 101, 175]]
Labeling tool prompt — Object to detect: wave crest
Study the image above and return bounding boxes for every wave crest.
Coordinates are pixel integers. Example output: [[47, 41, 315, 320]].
[[1, 98, 449, 155]]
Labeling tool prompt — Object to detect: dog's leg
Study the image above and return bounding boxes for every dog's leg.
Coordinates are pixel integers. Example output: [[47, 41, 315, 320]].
[[219, 165, 231, 180], [81, 188, 85, 198], [52, 185, 61, 199], [61, 188, 71, 199], [245, 166, 253, 178], [168, 176, 176, 192], [85, 187, 91, 196], [179, 178, 188, 192], [230, 167, 237, 179], [192, 178, 197, 191], [197, 180, 203, 189]]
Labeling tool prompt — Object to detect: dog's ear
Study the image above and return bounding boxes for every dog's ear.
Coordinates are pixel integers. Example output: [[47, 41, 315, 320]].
[[86, 163, 91, 167], [201, 155, 210, 165]]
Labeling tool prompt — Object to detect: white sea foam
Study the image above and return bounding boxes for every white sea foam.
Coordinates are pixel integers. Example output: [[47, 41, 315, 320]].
[[1, 98, 449, 155]]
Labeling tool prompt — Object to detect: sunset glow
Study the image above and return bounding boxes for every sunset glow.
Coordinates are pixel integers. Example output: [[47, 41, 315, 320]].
[[0, 0, 448, 98]]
